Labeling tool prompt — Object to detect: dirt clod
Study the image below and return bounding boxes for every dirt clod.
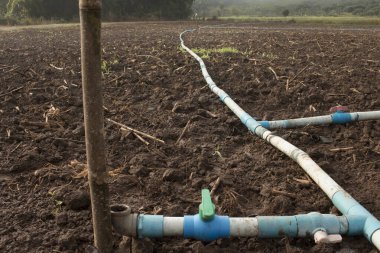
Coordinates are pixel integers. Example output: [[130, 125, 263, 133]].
[[64, 190, 91, 211], [131, 238, 154, 253], [56, 212, 69, 226], [162, 168, 186, 182], [58, 230, 78, 250]]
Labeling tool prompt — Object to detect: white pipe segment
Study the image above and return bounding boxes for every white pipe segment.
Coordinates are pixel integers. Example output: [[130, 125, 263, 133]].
[[230, 218, 259, 237], [268, 115, 333, 128], [357, 111, 380, 121], [164, 217, 184, 236], [372, 230, 380, 249], [265, 134, 343, 198]]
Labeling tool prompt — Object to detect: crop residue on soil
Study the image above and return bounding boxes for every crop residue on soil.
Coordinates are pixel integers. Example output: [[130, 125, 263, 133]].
[[0, 22, 379, 252]]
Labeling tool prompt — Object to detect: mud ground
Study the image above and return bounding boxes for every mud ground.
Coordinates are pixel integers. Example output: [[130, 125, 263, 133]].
[[0, 21, 379, 252]]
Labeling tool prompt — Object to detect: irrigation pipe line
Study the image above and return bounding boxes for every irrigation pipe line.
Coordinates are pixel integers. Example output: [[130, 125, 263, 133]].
[[109, 28, 380, 249], [257, 110, 380, 129], [178, 29, 380, 249]]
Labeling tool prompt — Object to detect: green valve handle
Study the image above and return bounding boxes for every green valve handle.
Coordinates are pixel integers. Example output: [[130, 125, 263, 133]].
[[199, 189, 215, 221]]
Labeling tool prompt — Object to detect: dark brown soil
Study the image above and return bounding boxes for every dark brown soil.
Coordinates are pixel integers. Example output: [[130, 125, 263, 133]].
[[0, 21, 379, 253]]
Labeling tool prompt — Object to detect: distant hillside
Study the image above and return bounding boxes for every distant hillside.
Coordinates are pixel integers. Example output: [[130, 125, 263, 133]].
[[193, 0, 380, 18]]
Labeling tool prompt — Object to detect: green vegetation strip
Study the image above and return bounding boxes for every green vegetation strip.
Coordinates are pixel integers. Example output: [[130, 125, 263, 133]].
[[181, 47, 240, 59], [220, 16, 380, 25]]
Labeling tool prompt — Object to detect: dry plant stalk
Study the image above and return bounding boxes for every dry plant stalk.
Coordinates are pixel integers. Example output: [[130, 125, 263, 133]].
[[107, 118, 165, 144], [288, 64, 309, 85], [43, 105, 60, 122], [176, 119, 191, 145], [132, 132, 150, 145], [272, 189, 297, 199], [293, 177, 312, 186], [268, 67, 279, 80], [329, 147, 354, 152], [210, 177, 221, 196], [70, 160, 124, 179]]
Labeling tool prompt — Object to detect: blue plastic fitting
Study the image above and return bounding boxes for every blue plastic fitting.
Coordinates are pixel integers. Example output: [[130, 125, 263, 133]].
[[137, 214, 164, 238], [258, 213, 348, 238], [240, 113, 262, 134], [295, 213, 345, 236], [332, 191, 371, 216], [239, 112, 252, 125], [218, 90, 230, 103], [345, 215, 368, 236], [259, 120, 270, 129], [184, 214, 230, 241], [332, 191, 380, 240], [331, 112, 353, 124]]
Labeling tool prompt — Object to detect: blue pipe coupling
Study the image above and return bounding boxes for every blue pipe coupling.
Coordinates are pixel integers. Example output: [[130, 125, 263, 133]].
[[331, 112, 353, 124], [184, 215, 230, 241], [138, 214, 164, 238]]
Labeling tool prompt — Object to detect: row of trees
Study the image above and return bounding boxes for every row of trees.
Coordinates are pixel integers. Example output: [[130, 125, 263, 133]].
[[102, 0, 193, 20], [0, 0, 194, 21], [1, 0, 379, 23], [193, 0, 380, 18]]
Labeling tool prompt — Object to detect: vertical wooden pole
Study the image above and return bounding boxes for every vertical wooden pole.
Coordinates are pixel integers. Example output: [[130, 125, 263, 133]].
[[79, 1, 113, 252]]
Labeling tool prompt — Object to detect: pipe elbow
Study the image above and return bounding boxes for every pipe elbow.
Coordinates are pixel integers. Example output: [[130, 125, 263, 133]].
[[184, 215, 230, 241], [110, 204, 138, 237]]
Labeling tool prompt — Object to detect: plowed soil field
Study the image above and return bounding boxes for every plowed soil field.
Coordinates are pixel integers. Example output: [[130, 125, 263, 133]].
[[0, 22, 379, 253]]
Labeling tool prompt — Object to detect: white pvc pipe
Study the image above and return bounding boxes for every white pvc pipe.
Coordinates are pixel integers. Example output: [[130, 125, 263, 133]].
[[266, 115, 333, 129], [164, 217, 184, 236], [230, 218, 259, 237], [265, 134, 343, 198], [372, 230, 380, 249], [357, 111, 380, 121]]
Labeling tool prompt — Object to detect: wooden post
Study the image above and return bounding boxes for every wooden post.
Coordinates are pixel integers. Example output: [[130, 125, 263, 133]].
[[79, 0, 113, 252]]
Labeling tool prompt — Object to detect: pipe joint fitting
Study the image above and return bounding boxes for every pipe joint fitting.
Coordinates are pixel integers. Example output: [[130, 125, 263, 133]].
[[312, 227, 326, 235], [344, 215, 367, 236], [138, 214, 164, 238], [331, 112, 352, 124], [219, 92, 230, 103], [110, 204, 138, 237], [259, 121, 270, 129], [184, 214, 230, 241], [239, 112, 252, 125], [295, 212, 347, 237]]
